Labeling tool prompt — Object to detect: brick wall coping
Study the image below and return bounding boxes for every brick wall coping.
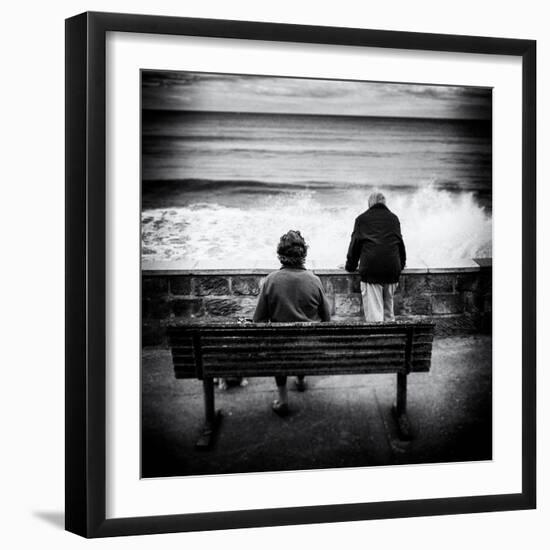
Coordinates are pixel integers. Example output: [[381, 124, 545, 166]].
[[143, 264, 489, 277]]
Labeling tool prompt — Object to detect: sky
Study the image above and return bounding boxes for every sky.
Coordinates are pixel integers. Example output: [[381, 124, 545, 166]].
[[142, 70, 492, 120]]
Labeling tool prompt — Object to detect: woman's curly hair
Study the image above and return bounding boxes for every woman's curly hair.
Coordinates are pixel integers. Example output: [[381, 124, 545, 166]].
[[277, 230, 308, 268]]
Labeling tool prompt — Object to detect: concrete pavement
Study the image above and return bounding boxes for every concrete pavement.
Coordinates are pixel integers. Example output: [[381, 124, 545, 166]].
[[142, 335, 492, 478]]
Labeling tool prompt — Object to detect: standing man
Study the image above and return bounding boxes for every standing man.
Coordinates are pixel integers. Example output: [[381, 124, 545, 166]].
[[345, 192, 406, 322]]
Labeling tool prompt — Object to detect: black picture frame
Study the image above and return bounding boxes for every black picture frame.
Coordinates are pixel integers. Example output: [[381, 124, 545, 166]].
[[65, 11, 536, 538]]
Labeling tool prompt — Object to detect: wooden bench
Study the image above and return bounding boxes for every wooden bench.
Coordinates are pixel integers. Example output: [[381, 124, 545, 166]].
[[167, 321, 435, 448]]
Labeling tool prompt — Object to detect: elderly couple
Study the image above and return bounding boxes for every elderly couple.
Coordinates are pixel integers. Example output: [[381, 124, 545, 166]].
[[253, 191, 407, 416]]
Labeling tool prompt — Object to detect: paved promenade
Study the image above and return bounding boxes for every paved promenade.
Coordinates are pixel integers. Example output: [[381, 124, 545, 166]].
[[142, 335, 492, 478]]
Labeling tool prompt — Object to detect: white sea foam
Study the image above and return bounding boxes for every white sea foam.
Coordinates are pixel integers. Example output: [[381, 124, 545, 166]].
[[141, 186, 491, 269]]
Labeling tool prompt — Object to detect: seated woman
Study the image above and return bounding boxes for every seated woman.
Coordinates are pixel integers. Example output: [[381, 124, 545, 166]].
[[253, 230, 331, 416]]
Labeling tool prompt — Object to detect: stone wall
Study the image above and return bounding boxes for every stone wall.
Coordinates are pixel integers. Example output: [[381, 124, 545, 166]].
[[142, 261, 492, 346]]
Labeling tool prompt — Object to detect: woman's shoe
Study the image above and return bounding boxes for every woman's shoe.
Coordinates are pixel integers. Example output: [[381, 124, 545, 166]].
[[272, 400, 290, 417]]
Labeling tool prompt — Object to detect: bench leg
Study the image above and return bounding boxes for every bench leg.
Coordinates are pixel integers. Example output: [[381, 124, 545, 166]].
[[195, 377, 222, 449], [391, 372, 413, 440]]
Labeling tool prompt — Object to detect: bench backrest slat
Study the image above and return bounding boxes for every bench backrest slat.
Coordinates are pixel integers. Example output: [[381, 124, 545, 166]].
[[167, 322, 434, 379]]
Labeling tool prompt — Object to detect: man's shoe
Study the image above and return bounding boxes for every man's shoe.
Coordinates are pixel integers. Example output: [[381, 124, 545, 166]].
[[272, 400, 290, 417], [295, 378, 306, 392]]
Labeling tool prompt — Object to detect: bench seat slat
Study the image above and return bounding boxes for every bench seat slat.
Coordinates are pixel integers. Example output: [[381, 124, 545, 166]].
[[200, 338, 407, 349], [175, 360, 417, 367], [169, 324, 433, 332], [169, 335, 434, 348], [171, 357, 194, 363], [167, 337, 194, 345], [202, 369, 408, 376], [200, 358, 407, 367], [170, 352, 195, 360], [169, 332, 433, 343], [172, 335, 401, 343], [203, 356, 408, 367], [200, 337, 406, 346], [172, 359, 196, 366], [413, 357, 432, 362], [173, 357, 432, 369], [203, 348, 405, 362], [177, 331, 433, 340], [410, 362, 431, 372], [199, 333, 410, 341], [174, 370, 197, 379], [176, 364, 430, 376], [197, 341, 431, 352], [172, 343, 430, 354], [170, 348, 432, 358], [202, 363, 409, 375]]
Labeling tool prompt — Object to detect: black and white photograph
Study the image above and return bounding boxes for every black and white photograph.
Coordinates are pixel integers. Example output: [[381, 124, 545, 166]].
[[141, 70, 493, 478], [1, 0, 544, 544]]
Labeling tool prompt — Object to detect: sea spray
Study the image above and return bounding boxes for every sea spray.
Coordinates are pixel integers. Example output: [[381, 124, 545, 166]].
[[141, 186, 491, 269]]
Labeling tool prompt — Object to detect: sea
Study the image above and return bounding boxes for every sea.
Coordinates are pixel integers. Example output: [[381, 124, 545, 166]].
[[141, 110, 492, 269]]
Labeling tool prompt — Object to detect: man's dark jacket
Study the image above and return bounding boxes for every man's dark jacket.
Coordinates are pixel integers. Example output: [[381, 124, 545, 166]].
[[345, 203, 406, 284]]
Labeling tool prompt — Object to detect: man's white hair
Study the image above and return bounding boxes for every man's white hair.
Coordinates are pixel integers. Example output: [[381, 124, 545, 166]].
[[368, 191, 386, 208]]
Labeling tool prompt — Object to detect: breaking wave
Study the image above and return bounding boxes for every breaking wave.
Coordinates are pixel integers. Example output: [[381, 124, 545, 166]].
[[141, 185, 491, 269]]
